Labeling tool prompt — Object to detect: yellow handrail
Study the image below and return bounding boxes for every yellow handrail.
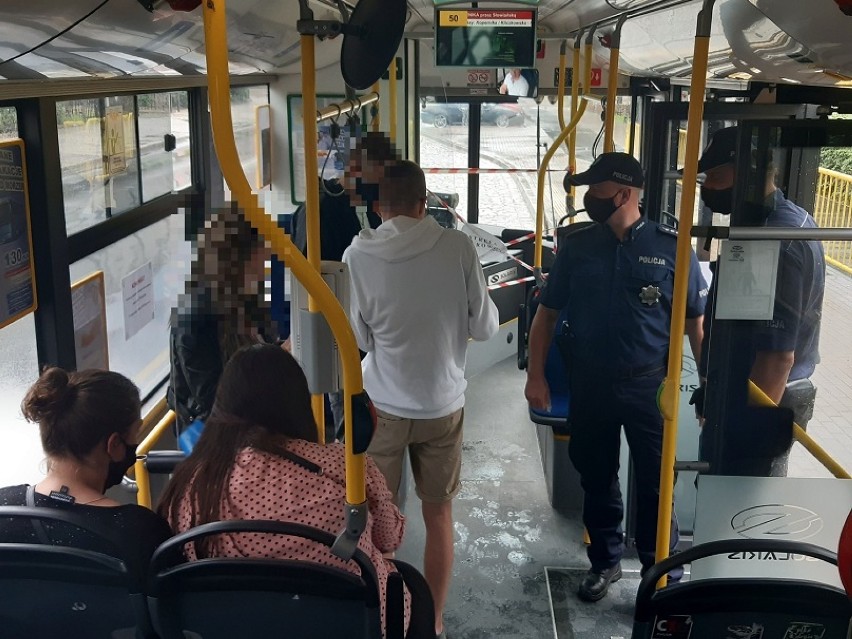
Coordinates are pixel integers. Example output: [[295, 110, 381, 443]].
[[603, 17, 625, 153], [655, 0, 716, 589], [557, 40, 568, 148], [568, 31, 583, 208], [534, 39, 593, 270], [748, 381, 850, 479], [134, 409, 176, 509], [202, 0, 366, 505]]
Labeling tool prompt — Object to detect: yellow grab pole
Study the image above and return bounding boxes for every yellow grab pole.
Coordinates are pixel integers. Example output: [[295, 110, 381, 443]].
[[298, 34, 327, 437], [604, 17, 626, 153], [568, 31, 583, 187], [371, 81, 381, 131], [202, 0, 365, 505], [534, 100, 588, 269], [134, 410, 176, 509], [583, 26, 595, 98], [557, 40, 568, 146], [655, 0, 716, 588], [748, 381, 850, 479], [389, 57, 398, 142]]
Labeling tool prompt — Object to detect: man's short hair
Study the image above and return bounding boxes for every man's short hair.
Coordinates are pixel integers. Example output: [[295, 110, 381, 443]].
[[379, 160, 427, 212], [353, 132, 399, 167]]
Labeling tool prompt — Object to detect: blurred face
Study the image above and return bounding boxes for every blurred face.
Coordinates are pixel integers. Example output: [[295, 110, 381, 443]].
[[702, 163, 736, 191], [511, 68, 521, 79], [700, 163, 735, 215], [243, 245, 269, 295]]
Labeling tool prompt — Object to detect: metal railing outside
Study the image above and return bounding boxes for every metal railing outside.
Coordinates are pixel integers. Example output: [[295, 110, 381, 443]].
[[815, 167, 852, 276]]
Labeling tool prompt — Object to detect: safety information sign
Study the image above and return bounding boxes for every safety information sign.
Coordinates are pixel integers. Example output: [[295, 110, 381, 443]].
[[0, 139, 37, 330]]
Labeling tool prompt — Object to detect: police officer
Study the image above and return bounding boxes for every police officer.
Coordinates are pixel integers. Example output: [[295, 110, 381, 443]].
[[525, 152, 708, 601], [693, 126, 825, 476]]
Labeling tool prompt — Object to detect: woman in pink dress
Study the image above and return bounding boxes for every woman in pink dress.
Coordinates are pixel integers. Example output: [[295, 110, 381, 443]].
[[158, 344, 420, 636]]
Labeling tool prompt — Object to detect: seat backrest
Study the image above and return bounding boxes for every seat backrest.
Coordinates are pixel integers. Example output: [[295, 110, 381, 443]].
[[0, 506, 149, 638], [149, 520, 387, 639], [632, 539, 852, 639]]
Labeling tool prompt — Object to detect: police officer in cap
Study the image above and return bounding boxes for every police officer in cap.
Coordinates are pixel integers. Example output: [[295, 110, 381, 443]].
[[693, 126, 825, 476], [525, 152, 708, 601]]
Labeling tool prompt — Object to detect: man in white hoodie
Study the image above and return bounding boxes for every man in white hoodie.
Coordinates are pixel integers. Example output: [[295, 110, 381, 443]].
[[343, 160, 499, 637]]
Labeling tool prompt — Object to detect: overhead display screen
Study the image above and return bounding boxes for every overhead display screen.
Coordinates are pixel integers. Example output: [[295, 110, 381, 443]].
[[435, 9, 537, 68]]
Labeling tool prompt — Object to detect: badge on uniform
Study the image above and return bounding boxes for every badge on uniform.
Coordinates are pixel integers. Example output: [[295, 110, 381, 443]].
[[639, 285, 661, 306]]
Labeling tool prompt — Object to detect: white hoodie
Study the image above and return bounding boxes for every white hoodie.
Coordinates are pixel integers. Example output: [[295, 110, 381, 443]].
[[343, 215, 499, 419]]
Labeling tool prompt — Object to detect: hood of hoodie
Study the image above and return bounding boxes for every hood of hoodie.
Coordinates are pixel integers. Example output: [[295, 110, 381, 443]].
[[348, 215, 444, 263]]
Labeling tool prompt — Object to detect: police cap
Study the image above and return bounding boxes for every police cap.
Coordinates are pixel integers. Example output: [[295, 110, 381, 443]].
[[564, 152, 644, 190], [697, 126, 738, 173]]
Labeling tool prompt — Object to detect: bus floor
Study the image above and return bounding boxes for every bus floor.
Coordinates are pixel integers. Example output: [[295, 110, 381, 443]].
[[394, 355, 646, 639]]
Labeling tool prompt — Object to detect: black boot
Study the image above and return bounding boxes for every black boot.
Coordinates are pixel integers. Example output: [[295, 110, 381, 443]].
[[578, 564, 622, 602]]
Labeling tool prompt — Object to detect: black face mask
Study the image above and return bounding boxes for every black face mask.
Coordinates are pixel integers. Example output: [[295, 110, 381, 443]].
[[354, 178, 379, 204], [584, 193, 619, 224], [104, 440, 138, 492], [700, 186, 734, 215]]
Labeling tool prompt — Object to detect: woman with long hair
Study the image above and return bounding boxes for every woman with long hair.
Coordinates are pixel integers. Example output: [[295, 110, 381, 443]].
[[0, 367, 172, 579], [167, 203, 283, 434], [159, 344, 417, 635]]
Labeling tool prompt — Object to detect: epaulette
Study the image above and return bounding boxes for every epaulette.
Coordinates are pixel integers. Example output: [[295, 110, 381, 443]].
[[558, 221, 597, 243], [656, 224, 678, 237]]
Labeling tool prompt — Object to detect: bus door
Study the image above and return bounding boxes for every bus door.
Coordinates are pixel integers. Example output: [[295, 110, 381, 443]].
[[636, 102, 801, 538]]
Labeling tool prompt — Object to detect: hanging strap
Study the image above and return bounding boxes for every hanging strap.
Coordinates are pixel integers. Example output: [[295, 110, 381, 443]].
[[25, 485, 52, 545]]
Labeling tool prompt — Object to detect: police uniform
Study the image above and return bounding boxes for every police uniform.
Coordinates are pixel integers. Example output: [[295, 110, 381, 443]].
[[540, 211, 707, 573], [699, 189, 825, 476]]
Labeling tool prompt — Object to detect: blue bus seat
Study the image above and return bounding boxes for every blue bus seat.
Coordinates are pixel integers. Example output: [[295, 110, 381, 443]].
[[528, 304, 571, 435], [0, 505, 155, 639], [633, 539, 852, 639], [148, 520, 414, 639]]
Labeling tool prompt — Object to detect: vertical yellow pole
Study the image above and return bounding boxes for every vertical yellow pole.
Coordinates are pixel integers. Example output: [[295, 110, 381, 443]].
[[557, 40, 568, 141], [604, 17, 626, 153], [371, 81, 381, 132], [655, 0, 716, 588], [202, 0, 365, 505], [389, 56, 398, 143], [569, 31, 583, 185], [300, 35, 326, 439]]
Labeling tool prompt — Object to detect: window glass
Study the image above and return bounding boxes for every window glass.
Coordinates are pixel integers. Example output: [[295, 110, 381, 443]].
[[223, 85, 269, 198], [419, 97, 469, 221], [0, 106, 17, 142], [0, 314, 42, 487], [57, 96, 140, 236], [139, 91, 192, 200], [68, 212, 191, 399]]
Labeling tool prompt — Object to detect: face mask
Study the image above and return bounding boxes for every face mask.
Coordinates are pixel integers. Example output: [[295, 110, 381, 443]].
[[354, 178, 379, 203], [104, 439, 138, 491], [584, 193, 619, 224], [700, 186, 733, 215]]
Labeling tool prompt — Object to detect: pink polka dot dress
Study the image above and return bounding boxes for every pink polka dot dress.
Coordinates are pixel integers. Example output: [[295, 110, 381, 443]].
[[170, 440, 410, 635]]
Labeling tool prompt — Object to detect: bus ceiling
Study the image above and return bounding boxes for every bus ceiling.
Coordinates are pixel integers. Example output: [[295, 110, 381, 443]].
[[0, 0, 851, 86]]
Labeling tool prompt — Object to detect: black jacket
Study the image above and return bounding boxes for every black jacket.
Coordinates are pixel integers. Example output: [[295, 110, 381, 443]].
[[291, 180, 381, 262], [167, 288, 222, 431]]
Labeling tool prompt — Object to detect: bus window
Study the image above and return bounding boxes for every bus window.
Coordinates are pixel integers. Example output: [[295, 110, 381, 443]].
[[68, 213, 191, 400], [57, 96, 141, 236], [223, 85, 269, 199], [419, 98, 468, 223], [0, 106, 16, 143], [139, 91, 192, 200]]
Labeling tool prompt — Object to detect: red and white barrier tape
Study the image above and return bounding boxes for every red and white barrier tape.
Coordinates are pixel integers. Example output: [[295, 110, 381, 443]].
[[487, 275, 536, 291], [425, 168, 563, 174]]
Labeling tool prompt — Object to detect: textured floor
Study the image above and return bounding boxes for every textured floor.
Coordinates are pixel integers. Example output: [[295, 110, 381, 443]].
[[394, 356, 645, 638]]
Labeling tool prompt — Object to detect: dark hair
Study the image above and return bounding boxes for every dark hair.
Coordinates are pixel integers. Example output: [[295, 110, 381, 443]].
[[158, 345, 318, 548], [379, 159, 426, 211], [190, 202, 276, 360], [22, 367, 141, 460]]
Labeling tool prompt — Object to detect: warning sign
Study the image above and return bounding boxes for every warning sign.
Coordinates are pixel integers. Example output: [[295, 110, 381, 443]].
[[590, 68, 602, 87], [466, 69, 492, 86]]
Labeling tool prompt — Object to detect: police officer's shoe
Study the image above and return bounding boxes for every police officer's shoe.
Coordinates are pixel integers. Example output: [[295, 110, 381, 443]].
[[578, 564, 622, 602]]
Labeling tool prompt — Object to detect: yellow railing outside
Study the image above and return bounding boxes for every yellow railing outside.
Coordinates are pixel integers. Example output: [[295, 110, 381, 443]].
[[815, 167, 852, 276]]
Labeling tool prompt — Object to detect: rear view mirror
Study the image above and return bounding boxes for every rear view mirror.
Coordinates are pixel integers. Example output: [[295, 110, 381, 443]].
[[498, 68, 539, 98]]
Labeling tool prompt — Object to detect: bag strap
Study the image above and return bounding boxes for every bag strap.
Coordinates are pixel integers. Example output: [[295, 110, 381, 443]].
[[25, 485, 52, 545]]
